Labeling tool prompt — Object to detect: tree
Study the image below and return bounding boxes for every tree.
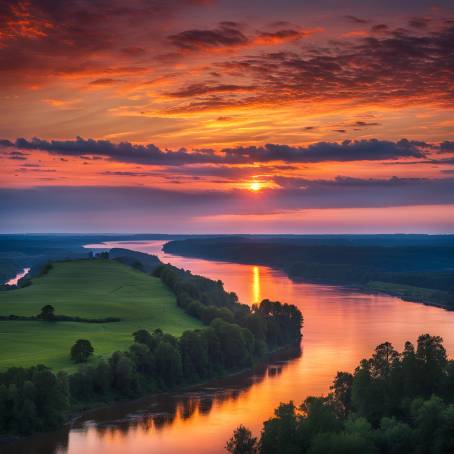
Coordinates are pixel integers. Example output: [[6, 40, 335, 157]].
[[129, 342, 154, 375], [180, 330, 210, 380], [154, 341, 182, 387], [331, 372, 353, 417], [370, 342, 399, 380], [70, 339, 94, 363], [261, 402, 300, 454], [416, 334, 447, 395], [38, 304, 55, 321], [226, 425, 258, 454], [109, 352, 137, 394]]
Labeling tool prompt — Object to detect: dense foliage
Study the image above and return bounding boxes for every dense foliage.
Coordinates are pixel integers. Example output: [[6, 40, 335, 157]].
[[154, 264, 303, 349], [0, 366, 69, 435], [226, 334, 454, 454]]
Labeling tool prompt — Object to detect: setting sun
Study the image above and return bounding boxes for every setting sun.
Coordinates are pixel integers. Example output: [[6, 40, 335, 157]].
[[250, 181, 261, 192]]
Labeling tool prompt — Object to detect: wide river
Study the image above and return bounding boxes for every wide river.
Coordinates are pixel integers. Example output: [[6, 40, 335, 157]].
[[8, 240, 454, 454]]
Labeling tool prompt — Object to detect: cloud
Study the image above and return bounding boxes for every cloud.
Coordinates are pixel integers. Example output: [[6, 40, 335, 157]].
[[1, 137, 429, 166], [352, 121, 381, 127], [200, 21, 454, 113], [408, 17, 431, 29], [168, 23, 248, 51], [167, 22, 312, 53], [254, 29, 309, 45], [167, 83, 256, 97], [2, 178, 454, 229], [3, 150, 29, 161], [221, 140, 427, 163], [440, 141, 454, 152], [344, 15, 370, 25], [89, 78, 123, 86], [0, 0, 204, 85]]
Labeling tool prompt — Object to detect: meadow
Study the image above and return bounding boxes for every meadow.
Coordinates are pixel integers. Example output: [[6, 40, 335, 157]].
[[0, 259, 201, 371]]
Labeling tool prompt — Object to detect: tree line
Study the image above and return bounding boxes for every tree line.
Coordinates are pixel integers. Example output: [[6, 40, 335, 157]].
[[226, 333, 454, 453], [154, 264, 303, 349], [0, 304, 121, 323], [163, 238, 454, 310]]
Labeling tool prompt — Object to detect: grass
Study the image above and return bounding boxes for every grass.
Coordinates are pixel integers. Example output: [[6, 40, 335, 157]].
[[0, 259, 201, 371]]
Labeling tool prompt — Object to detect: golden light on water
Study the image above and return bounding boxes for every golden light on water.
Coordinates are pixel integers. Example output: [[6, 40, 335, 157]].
[[253, 265, 261, 303]]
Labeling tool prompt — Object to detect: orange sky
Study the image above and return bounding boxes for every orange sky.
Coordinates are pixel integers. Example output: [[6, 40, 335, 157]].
[[0, 0, 453, 232]]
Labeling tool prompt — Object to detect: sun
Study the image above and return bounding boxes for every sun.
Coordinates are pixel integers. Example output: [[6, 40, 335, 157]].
[[249, 181, 261, 192]]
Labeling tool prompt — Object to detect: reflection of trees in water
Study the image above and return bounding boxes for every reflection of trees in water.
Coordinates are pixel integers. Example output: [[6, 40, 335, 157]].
[[267, 365, 283, 377], [4, 427, 69, 454], [8, 346, 301, 454], [88, 344, 301, 436]]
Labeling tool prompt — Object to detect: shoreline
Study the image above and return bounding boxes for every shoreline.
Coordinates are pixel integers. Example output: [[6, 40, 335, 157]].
[[162, 246, 452, 311], [0, 342, 301, 446]]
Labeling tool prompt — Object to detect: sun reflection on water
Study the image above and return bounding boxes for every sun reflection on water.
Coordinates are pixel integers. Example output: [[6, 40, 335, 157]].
[[252, 266, 261, 303]]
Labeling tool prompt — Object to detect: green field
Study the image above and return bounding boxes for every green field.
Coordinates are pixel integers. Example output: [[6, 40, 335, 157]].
[[0, 259, 201, 371]]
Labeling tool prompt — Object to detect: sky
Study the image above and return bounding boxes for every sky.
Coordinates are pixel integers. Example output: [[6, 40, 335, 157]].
[[0, 0, 453, 233]]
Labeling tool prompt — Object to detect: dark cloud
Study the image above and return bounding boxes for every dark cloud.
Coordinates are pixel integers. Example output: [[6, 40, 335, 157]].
[[1, 137, 429, 166], [353, 121, 381, 127], [1, 177, 454, 231], [89, 78, 122, 85], [255, 29, 308, 43], [202, 22, 454, 113], [5, 150, 29, 161], [0, 0, 204, 85], [1, 137, 218, 165], [344, 15, 370, 24], [167, 83, 256, 97], [221, 140, 427, 163], [408, 17, 431, 29], [371, 24, 389, 33], [167, 22, 309, 53], [440, 141, 454, 152], [168, 23, 248, 51], [268, 176, 454, 209]]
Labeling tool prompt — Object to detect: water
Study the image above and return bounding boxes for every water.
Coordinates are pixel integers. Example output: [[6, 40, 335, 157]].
[[6, 240, 454, 454], [4, 267, 30, 286]]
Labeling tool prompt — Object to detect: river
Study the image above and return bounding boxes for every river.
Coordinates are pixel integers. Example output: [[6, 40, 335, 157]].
[[4, 267, 30, 286], [7, 240, 454, 454]]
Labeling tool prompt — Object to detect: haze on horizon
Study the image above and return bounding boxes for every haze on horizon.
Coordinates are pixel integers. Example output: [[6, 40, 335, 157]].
[[1, 0, 453, 233]]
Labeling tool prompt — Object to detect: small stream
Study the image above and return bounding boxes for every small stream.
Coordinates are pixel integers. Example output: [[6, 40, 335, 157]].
[[4, 267, 30, 286]]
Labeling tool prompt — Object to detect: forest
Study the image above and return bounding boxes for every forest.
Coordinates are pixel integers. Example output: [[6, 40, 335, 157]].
[[226, 334, 454, 454]]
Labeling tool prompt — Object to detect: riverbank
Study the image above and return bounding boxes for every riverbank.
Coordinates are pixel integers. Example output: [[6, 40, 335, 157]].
[[0, 343, 301, 453], [68, 341, 301, 423], [163, 237, 454, 311], [0, 325, 301, 448]]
